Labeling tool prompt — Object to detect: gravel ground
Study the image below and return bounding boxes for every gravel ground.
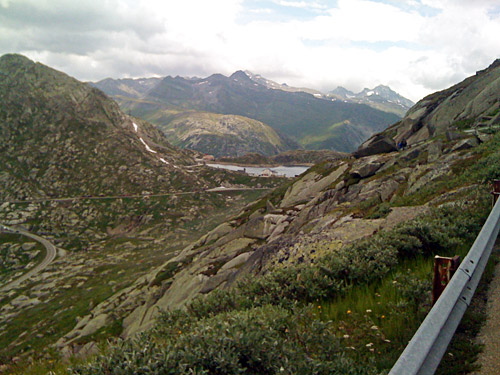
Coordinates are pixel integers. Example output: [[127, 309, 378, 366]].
[[472, 259, 500, 375]]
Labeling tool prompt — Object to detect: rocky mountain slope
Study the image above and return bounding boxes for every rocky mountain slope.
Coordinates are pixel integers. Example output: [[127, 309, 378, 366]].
[[229, 71, 413, 118], [151, 111, 300, 158], [239, 73, 414, 117], [0, 54, 202, 202], [93, 71, 400, 152], [329, 85, 414, 117], [59, 59, 500, 364]]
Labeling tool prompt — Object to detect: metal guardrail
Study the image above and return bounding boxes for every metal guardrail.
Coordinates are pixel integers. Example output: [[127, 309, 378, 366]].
[[389, 197, 500, 375]]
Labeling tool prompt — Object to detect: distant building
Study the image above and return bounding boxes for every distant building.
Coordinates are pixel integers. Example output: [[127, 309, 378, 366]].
[[260, 168, 276, 177]]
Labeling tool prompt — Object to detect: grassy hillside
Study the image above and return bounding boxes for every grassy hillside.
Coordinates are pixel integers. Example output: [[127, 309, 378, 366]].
[[152, 111, 300, 158]]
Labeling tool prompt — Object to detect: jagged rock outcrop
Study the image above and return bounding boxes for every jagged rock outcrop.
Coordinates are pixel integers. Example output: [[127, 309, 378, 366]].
[[353, 134, 398, 158], [353, 59, 500, 158]]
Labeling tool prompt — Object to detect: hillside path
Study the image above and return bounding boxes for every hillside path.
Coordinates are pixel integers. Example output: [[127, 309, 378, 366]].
[[472, 258, 500, 375], [0, 225, 57, 292]]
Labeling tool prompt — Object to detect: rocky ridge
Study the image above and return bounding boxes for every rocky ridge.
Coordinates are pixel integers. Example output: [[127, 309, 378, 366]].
[[383, 59, 500, 147]]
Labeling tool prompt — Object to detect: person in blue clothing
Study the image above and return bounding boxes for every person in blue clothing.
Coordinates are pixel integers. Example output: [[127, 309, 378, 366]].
[[398, 139, 407, 150]]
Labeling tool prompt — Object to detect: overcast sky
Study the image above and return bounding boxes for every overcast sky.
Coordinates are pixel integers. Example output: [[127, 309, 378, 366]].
[[1, 0, 500, 102]]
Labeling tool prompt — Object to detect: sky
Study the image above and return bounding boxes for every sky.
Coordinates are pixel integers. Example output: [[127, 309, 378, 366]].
[[1, 0, 500, 102]]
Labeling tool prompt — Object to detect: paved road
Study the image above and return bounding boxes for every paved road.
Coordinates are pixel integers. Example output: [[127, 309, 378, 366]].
[[0, 225, 57, 292], [0, 187, 272, 204]]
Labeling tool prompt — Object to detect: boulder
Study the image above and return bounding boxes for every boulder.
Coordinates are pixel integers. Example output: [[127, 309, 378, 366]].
[[407, 163, 451, 195], [243, 214, 288, 240], [358, 178, 399, 203], [446, 130, 467, 142], [280, 163, 348, 208], [266, 200, 277, 212], [76, 313, 111, 338], [267, 221, 290, 243], [399, 148, 421, 163], [203, 222, 233, 245], [10, 295, 41, 308], [211, 237, 256, 259], [77, 341, 99, 358], [353, 134, 397, 158], [21, 242, 36, 251], [219, 252, 254, 272], [243, 217, 268, 240], [427, 141, 442, 163], [350, 162, 382, 178], [452, 137, 480, 152]]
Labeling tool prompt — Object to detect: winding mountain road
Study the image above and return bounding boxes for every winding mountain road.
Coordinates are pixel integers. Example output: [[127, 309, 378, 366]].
[[0, 225, 57, 292], [0, 187, 272, 204]]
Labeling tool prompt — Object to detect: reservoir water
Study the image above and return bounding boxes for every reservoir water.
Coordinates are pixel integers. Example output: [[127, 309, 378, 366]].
[[207, 163, 309, 178]]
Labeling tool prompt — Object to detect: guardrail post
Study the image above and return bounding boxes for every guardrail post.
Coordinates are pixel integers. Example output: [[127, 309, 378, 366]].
[[432, 255, 460, 305], [491, 179, 500, 206]]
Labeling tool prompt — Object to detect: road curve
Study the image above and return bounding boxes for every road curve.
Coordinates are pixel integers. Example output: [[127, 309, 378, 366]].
[[0, 225, 57, 292]]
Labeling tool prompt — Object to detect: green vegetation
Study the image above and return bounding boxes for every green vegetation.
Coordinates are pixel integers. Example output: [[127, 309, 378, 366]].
[[68, 190, 490, 374], [71, 305, 376, 375]]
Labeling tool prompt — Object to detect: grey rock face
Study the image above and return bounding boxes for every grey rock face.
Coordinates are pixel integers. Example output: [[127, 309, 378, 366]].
[[452, 137, 480, 152], [353, 134, 398, 158]]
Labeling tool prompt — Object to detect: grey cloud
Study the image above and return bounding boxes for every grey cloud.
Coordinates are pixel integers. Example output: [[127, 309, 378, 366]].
[[0, 0, 164, 55]]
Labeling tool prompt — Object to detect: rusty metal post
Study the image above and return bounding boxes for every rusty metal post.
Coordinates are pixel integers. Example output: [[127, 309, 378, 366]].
[[492, 180, 500, 207], [432, 255, 460, 305]]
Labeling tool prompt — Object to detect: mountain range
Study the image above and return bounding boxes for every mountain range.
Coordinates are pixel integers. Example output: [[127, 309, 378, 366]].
[[242, 71, 414, 117], [93, 70, 403, 154], [328, 85, 414, 117]]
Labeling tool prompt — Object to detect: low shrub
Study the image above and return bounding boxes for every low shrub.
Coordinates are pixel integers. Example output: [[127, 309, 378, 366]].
[[72, 306, 380, 375]]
